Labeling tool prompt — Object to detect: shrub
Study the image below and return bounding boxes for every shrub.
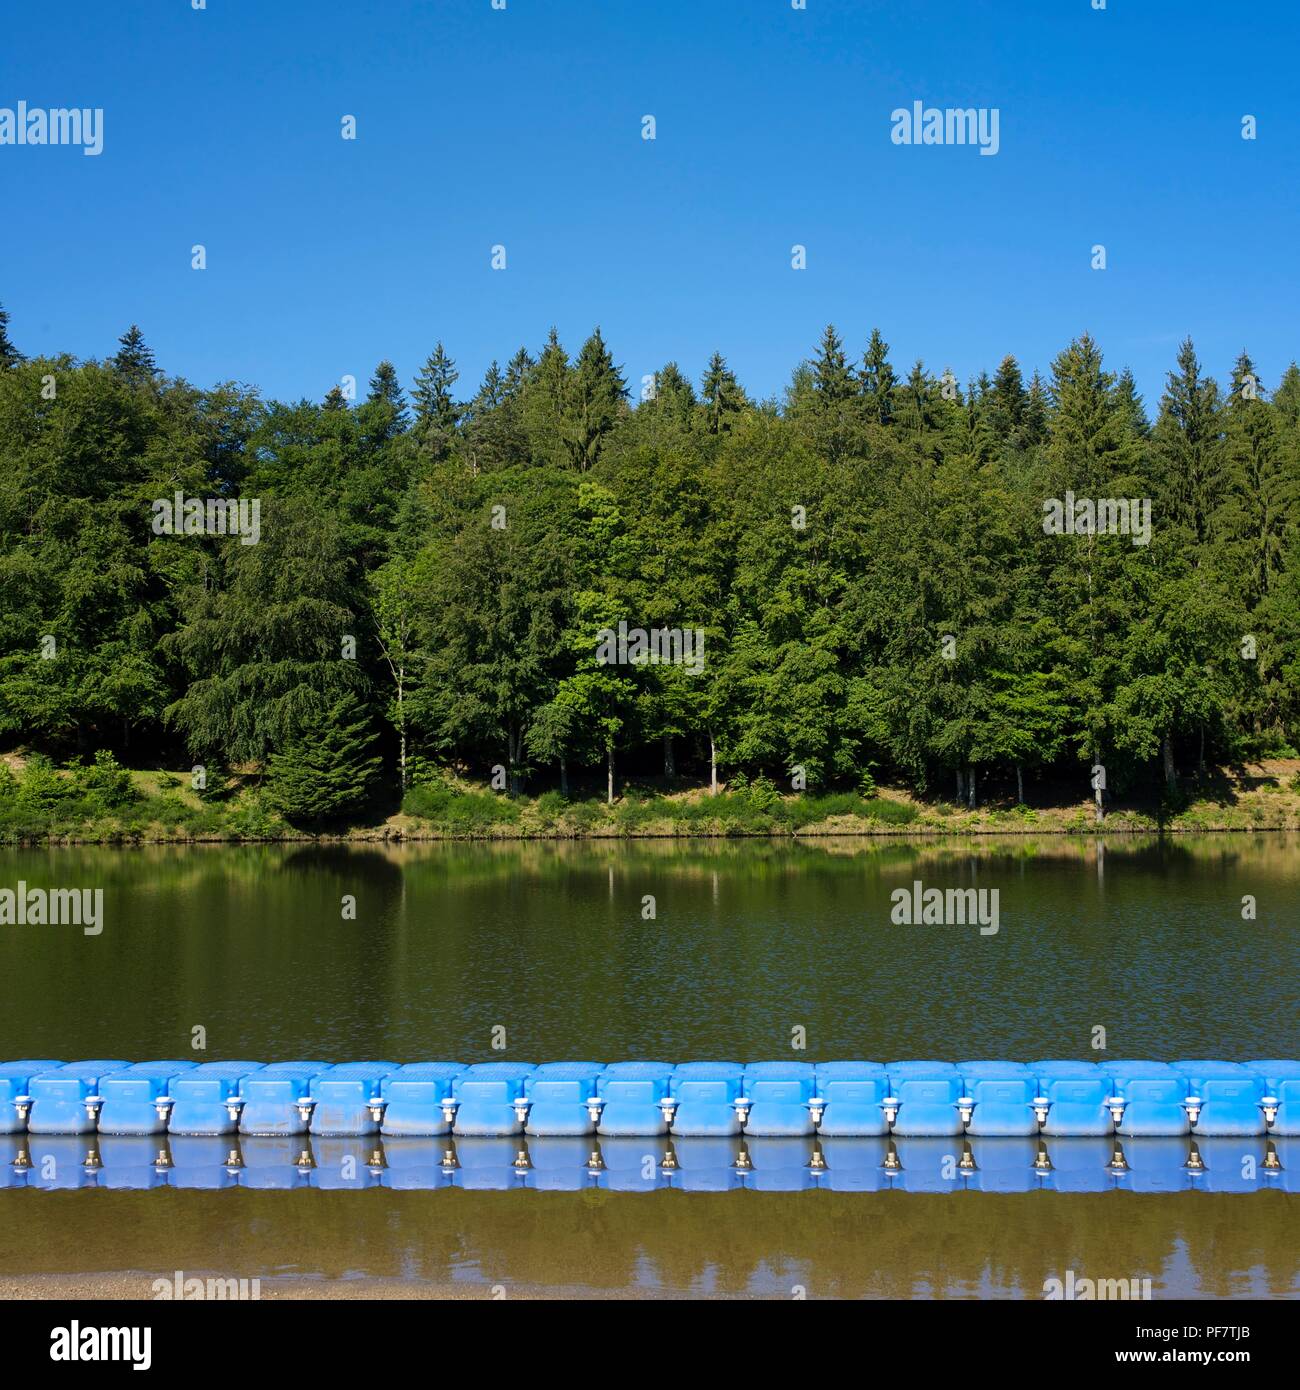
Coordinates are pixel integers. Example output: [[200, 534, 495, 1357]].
[[70, 750, 139, 813]]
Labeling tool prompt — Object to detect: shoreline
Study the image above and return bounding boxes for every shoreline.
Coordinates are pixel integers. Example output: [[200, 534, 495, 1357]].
[[5, 819, 1300, 846]]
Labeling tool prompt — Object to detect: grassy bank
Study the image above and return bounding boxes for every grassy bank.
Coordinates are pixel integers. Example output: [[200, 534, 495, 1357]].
[[4, 751, 1300, 844]]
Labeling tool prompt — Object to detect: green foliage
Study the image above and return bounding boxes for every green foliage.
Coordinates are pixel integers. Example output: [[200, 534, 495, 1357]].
[[401, 781, 521, 833], [264, 695, 381, 824], [3, 315, 1300, 829]]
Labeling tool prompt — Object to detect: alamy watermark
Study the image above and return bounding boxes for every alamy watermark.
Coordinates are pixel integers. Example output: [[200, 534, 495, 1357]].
[[889, 880, 1000, 935], [596, 620, 705, 675], [1, 102, 103, 156], [151, 493, 261, 546], [890, 101, 1000, 156], [1043, 491, 1151, 547], [1043, 1269, 1152, 1301], [0, 881, 103, 935], [152, 1270, 261, 1300]]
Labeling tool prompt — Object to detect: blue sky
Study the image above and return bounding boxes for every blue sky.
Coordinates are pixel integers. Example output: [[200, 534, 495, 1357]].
[[2, 0, 1298, 410]]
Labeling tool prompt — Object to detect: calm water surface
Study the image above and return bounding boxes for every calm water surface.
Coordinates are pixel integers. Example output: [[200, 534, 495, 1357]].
[[1, 835, 1297, 1298]]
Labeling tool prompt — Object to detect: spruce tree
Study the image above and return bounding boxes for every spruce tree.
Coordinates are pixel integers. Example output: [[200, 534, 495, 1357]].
[[0, 301, 22, 367], [412, 342, 460, 432], [564, 327, 626, 470], [812, 324, 854, 401], [700, 351, 745, 433], [860, 328, 897, 424], [112, 325, 157, 386], [265, 694, 381, 823], [1153, 338, 1224, 553], [503, 346, 535, 397]]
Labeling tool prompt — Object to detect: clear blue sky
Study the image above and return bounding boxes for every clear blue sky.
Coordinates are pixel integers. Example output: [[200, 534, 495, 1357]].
[[3, 0, 1298, 409]]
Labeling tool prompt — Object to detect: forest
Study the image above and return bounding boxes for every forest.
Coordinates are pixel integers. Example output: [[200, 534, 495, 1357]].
[[1, 299, 1298, 827]]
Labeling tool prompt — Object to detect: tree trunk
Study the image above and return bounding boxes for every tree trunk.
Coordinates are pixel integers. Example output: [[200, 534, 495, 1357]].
[[397, 670, 406, 790], [956, 768, 964, 804], [1198, 728, 1206, 778], [1162, 735, 1176, 792], [1015, 763, 1024, 806], [710, 733, 718, 796], [967, 765, 976, 809], [663, 732, 675, 780], [559, 755, 568, 797], [606, 745, 615, 805]]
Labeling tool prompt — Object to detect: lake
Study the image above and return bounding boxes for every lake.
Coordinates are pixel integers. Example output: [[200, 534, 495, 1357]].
[[1, 835, 1297, 1299]]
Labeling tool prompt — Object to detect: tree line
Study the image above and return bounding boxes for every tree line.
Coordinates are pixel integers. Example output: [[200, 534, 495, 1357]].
[[2, 300, 1298, 819]]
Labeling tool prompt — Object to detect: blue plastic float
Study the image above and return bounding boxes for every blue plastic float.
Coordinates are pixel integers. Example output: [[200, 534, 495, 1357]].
[[239, 1061, 330, 1136], [4, 1057, 1296, 1195], [27, 1061, 128, 1135], [168, 1061, 263, 1136], [97, 1060, 197, 1135]]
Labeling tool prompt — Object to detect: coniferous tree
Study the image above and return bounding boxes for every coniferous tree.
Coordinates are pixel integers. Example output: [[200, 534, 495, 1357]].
[[112, 325, 157, 386], [812, 324, 854, 401], [1153, 338, 1223, 554], [860, 328, 897, 425], [700, 351, 745, 433], [412, 342, 460, 435], [565, 327, 627, 470], [265, 693, 381, 823], [0, 302, 22, 367]]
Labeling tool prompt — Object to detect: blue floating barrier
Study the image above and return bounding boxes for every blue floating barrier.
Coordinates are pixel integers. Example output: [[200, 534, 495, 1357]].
[[240, 1136, 312, 1189], [743, 1061, 817, 1136], [1034, 1137, 1114, 1193], [814, 1062, 889, 1136], [166, 1135, 243, 1188], [957, 1060, 1038, 1136], [450, 1062, 536, 1136], [309, 1136, 384, 1189], [24, 1134, 99, 1189], [1031, 1060, 1112, 1136], [0, 1060, 62, 1134], [886, 1061, 963, 1136], [595, 1135, 668, 1191], [308, 1061, 397, 1137], [168, 1061, 265, 1135], [1107, 1061, 1190, 1136], [745, 1136, 815, 1191], [817, 1137, 889, 1191], [1112, 1136, 1192, 1192], [670, 1061, 746, 1136], [380, 1137, 455, 1190], [1191, 1138, 1268, 1193], [524, 1061, 604, 1136], [1266, 1138, 1299, 1192], [97, 1060, 197, 1135], [1, 1134, 29, 1188], [1174, 1061, 1266, 1136], [889, 1137, 962, 1191], [672, 1135, 743, 1191], [452, 1136, 528, 1190], [592, 1134, 664, 1189], [596, 1062, 675, 1136], [525, 1136, 596, 1191], [27, 1061, 129, 1134], [964, 1137, 1039, 1192], [380, 1062, 465, 1137], [239, 1061, 331, 1136], [96, 1135, 169, 1190], [1250, 1059, 1300, 1135]]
